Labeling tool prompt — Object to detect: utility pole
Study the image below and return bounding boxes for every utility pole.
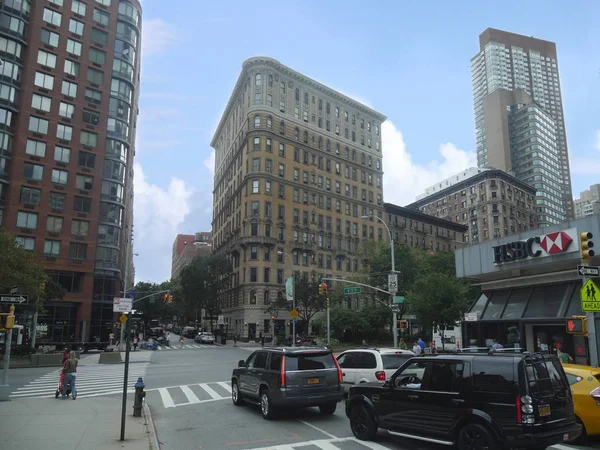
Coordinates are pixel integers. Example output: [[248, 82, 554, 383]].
[[326, 298, 331, 345], [579, 232, 598, 367], [119, 228, 133, 351]]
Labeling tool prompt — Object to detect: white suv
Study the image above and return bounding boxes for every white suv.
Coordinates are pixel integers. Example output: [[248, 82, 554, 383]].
[[336, 348, 414, 392]]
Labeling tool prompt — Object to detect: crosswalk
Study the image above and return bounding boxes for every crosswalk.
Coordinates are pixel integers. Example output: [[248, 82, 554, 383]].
[[10, 362, 149, 399], [248, 437, 391, 450], [155, 344, 218, 350], [154, 381, 232, 408]]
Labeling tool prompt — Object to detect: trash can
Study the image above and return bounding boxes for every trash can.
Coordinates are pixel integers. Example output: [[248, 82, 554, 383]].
[[221, 336, 226, 345]]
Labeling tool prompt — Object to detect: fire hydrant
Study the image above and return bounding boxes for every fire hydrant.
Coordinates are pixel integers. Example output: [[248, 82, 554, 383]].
[[133, 377, 146, 417]]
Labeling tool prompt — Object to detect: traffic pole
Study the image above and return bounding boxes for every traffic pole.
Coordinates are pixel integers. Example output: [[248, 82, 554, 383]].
[[582, 274, 599, 367], [326, 299, 331, 345], [120, 320, 131, 441]]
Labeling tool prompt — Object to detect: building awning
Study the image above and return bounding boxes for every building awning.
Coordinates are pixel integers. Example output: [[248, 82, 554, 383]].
[[466, 281, 584, 321]]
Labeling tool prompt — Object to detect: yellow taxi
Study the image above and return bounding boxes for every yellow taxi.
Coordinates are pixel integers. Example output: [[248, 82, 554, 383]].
[[562, 363, 600, 439]]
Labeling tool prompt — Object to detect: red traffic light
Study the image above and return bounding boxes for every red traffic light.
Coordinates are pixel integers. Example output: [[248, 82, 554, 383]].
[[322, 283, 327, 289], [566, 317, 586, 335], [271, 315, 275, 321], [567, 320, 576, 332]]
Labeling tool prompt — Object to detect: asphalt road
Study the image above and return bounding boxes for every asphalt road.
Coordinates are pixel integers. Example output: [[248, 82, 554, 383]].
[[142, 339, 599, 450]]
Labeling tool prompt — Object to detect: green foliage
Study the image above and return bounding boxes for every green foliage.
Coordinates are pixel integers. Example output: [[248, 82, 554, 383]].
[[131, 280, 177, 322], [294, 271, 326, 323], [406, 272, 471, 332], [11, 345, 36, 357], [0, 228, 49, 310]]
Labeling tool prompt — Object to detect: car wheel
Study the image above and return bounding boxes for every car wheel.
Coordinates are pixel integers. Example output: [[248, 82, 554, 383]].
[[260, 389, 275, 420], [569, 416, 587, 444], [319, 402, 337, 415], [349, 403, 377, 441], [457, 423, 497, 450], [231, 381, 245, 406]]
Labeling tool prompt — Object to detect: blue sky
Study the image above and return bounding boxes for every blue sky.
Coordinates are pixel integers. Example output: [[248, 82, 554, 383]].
[[133, 0, 600, 283]]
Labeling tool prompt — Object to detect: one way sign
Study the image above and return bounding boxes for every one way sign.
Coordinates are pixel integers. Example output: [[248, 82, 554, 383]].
[[0, 295, 28, 304], [578, 265, 600, 277]]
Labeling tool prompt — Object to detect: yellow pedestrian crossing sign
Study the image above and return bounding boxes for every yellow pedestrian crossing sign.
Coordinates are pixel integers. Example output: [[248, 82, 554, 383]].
[[581, 279, 600, 312], [119, 314, 128, 324], [290, 308, 299, 319]]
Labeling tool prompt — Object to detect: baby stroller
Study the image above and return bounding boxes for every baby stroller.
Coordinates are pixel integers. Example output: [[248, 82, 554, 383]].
[[55, 368, 71, 399]]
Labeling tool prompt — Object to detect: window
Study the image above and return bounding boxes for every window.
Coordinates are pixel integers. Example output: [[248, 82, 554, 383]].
[[253, 137, 260, 151], [48, 0, 64, 6], [34, 72, 54, 90], [93, 8, 110, 26], [64, 59, 80, 76], [87, 68, 104, 85], [61, 80, 77, 97], [250, 268, 257, 282], [254, 115, 260, 128], [56, 124, 73, 141], [51, 168, 68, 185], [23, 162, 43, 180], [472, 360, 514, 393], [44, 240, 61, 256], [54, 146, 70, 163], [91, 28, 108, 46], [25, 139, 46, 157], [76, 174, 93, 191], [69, 242, 87, 260], [78, 151, 95, 168], [251, 180, 259, 194], [59, 102, 75, 118], [49, 192, 66, 210], [46, 216, 63, 233], [41, 29, 59, 47], [37, 50, 57, 68], [66, 39, 82, 56], [80, 130, 98, 147], [85, 88, 102, 104], [69, 19, 84, 36], [73, 196, 92, 213], [71, 219, 89, 237], [82, 109, 100, 125], [89, 47, 106, 65], [285, 354, 336, 371], [71, 1, 87, 15], [43, 8, 62, 26], [15, 237, 35, 251], [426, 361, 466, 393], [20, 187, 41, 205], [16, 211, 38, 229]]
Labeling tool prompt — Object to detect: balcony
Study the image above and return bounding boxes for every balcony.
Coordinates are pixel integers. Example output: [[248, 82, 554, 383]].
[[291, 242, 314, 252]]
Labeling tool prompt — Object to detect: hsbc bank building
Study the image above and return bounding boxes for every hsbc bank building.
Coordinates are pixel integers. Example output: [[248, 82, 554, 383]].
[[455, 216, 600, 367]]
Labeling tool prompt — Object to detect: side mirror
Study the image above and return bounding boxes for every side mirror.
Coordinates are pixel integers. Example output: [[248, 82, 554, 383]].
[[238, 360, 246, 368], [384, 379, 393, 389]]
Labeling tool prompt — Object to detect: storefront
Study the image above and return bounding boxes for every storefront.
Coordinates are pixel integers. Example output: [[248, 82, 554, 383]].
[[455, 217, 600, 366]]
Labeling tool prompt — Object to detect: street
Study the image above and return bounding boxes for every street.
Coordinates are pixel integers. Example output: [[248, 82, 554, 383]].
[[7, 338, 599, 450]]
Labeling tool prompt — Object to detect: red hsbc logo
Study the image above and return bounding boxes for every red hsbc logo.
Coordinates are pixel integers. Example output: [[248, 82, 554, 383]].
[[493, 228, 577, 264]]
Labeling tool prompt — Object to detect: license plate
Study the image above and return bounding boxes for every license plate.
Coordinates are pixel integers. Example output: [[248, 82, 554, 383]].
[[563, 433, 569, 441], [538, 405, 551, 417], [307, 378, 319, 385]]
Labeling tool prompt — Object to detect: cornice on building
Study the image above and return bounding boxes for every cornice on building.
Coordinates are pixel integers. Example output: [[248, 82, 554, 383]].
[[383, 203, 469, 233]]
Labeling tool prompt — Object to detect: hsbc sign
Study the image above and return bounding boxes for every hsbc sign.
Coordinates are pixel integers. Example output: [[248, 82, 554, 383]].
[[493, 228, 579, 265]]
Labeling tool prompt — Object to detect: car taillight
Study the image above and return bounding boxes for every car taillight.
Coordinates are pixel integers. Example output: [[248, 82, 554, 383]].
[[375, 371, 386, 381], [517, 395, 535, 424], [333, 355, 343, 383], [280, 356, 286, 388], [591, 387, 600, 406], [516, 395, 522, 423]]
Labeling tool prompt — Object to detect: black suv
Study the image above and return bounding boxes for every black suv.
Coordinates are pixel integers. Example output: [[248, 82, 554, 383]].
[[231, 346, 343, 420], [346, 351, 581, 449]]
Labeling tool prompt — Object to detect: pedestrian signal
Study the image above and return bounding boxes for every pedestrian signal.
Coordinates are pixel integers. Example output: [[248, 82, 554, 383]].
[[566, 316, 587, 335]]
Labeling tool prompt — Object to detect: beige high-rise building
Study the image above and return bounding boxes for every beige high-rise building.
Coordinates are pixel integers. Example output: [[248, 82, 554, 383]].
[[574, 184, 600, 219], [211, 57, 386, 339]]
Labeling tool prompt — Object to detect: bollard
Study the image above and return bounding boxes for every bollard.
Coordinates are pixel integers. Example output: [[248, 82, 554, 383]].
[[133, 377, 146, 417]]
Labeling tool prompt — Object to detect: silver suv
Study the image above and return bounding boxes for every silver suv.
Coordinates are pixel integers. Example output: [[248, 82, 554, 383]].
[[231, 346, 343, 420]]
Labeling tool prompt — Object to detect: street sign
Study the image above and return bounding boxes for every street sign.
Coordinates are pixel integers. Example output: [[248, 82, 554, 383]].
[[119, 314, 128, 324], [113, 297, 133, 313], [581, 279, 600, 312], [578, 265, 600, 277], [129, 290, 136, 299], [0, 295, 28, 304], [343, 287, 361, 295], [388, 274, 398, 294], [391, 305, 401, 313], [290, 308, 299, 319], [10, 285, 18, 295], [394, 296, 405, 304]]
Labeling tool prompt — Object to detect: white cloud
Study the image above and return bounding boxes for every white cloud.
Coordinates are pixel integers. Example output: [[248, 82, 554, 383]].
[[204, 151, 215, 177], [141, 18, 180, 58], [133, 162, 193, 281], [382, 120, 477, 206]]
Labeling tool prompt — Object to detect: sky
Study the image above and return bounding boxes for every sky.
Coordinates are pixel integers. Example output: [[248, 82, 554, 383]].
[[133, 0, 600, 283]]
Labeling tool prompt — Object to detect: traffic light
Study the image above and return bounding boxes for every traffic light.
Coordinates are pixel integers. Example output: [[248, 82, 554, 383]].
[[325, 298, 330, 308], [566, 316, 587, 335], [40, 282, 45, 291], [318, 283, 324, 295], [397, 320, 408, 330], [271, 315, 276, 321], [167, 294, 173, 304], [318, 283, 328, 296], [580, 232, 595, 263], [164, 293, 169, 303], [5, 314, 15, 329]]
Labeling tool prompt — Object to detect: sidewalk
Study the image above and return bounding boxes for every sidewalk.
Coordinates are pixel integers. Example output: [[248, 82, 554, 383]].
[[0, 396, 158, 450]]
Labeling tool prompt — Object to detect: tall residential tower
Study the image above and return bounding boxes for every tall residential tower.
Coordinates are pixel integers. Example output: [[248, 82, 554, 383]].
[[471, 28, 573, 225], [0, 0, 142, 342], [211, 57, 386, 339]]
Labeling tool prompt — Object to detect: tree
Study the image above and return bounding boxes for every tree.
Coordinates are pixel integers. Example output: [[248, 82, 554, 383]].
[[0, 228, 48, 310], [203, 254, 233, 330], [264, 292, 289, 319], [294, 271, 325, 325], [406, 273, 471, 349], [328, 306, 369, 340], [178, 256, 208, 323]]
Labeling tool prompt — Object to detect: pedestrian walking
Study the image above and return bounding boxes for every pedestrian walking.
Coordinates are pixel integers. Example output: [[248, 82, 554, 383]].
[[557, 347, 574, 364], [179, 335, 184, 349], [412, 342, 422, 356], [398, 338, 408, 350], [62, 351, 78, 400], [233, 334, 237, 347], [133, 337, 138, 351]]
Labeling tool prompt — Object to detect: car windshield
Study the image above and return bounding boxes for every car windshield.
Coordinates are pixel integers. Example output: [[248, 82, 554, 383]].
[[285, 353, 335, 371], [381, 353, 412, 370]]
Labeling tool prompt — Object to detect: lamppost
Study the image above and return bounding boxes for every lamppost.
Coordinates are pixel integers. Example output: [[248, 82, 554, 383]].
[[118, 240, 138, 351], [277, 249, 296, 347], [362, 215, 398, 348]]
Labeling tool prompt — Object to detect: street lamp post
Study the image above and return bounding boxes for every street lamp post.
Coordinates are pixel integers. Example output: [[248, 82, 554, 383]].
[[362, 215, 398, 348], [278, 250, 296, 347]]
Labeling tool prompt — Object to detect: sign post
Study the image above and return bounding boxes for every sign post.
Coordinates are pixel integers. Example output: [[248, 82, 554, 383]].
[[578, 265, 600, 277], [119, 317, 131, 441], [0, 305, 16, 402]]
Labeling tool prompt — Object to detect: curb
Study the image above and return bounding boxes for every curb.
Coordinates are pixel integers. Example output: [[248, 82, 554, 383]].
[[143, 401, 161, 450]]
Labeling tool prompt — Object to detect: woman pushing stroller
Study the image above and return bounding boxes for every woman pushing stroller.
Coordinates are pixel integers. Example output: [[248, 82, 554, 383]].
[[55, 349, 78, 400]]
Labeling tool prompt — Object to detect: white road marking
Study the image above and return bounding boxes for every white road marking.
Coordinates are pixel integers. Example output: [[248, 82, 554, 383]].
[[181, 385, 201, 404], [299, 420, 338, 439], [248, 437, 392, 450], [158, 388, 175, 408], [217, 381, 232, 393], [199, 383, 222, 400]]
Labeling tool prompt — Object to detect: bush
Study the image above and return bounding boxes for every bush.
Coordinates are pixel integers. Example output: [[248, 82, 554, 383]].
[[11, 345, 36, 357], [276, 330, 287, 346]]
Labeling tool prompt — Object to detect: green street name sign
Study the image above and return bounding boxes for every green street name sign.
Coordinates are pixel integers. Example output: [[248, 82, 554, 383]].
[[344, 287, 362, 295]]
